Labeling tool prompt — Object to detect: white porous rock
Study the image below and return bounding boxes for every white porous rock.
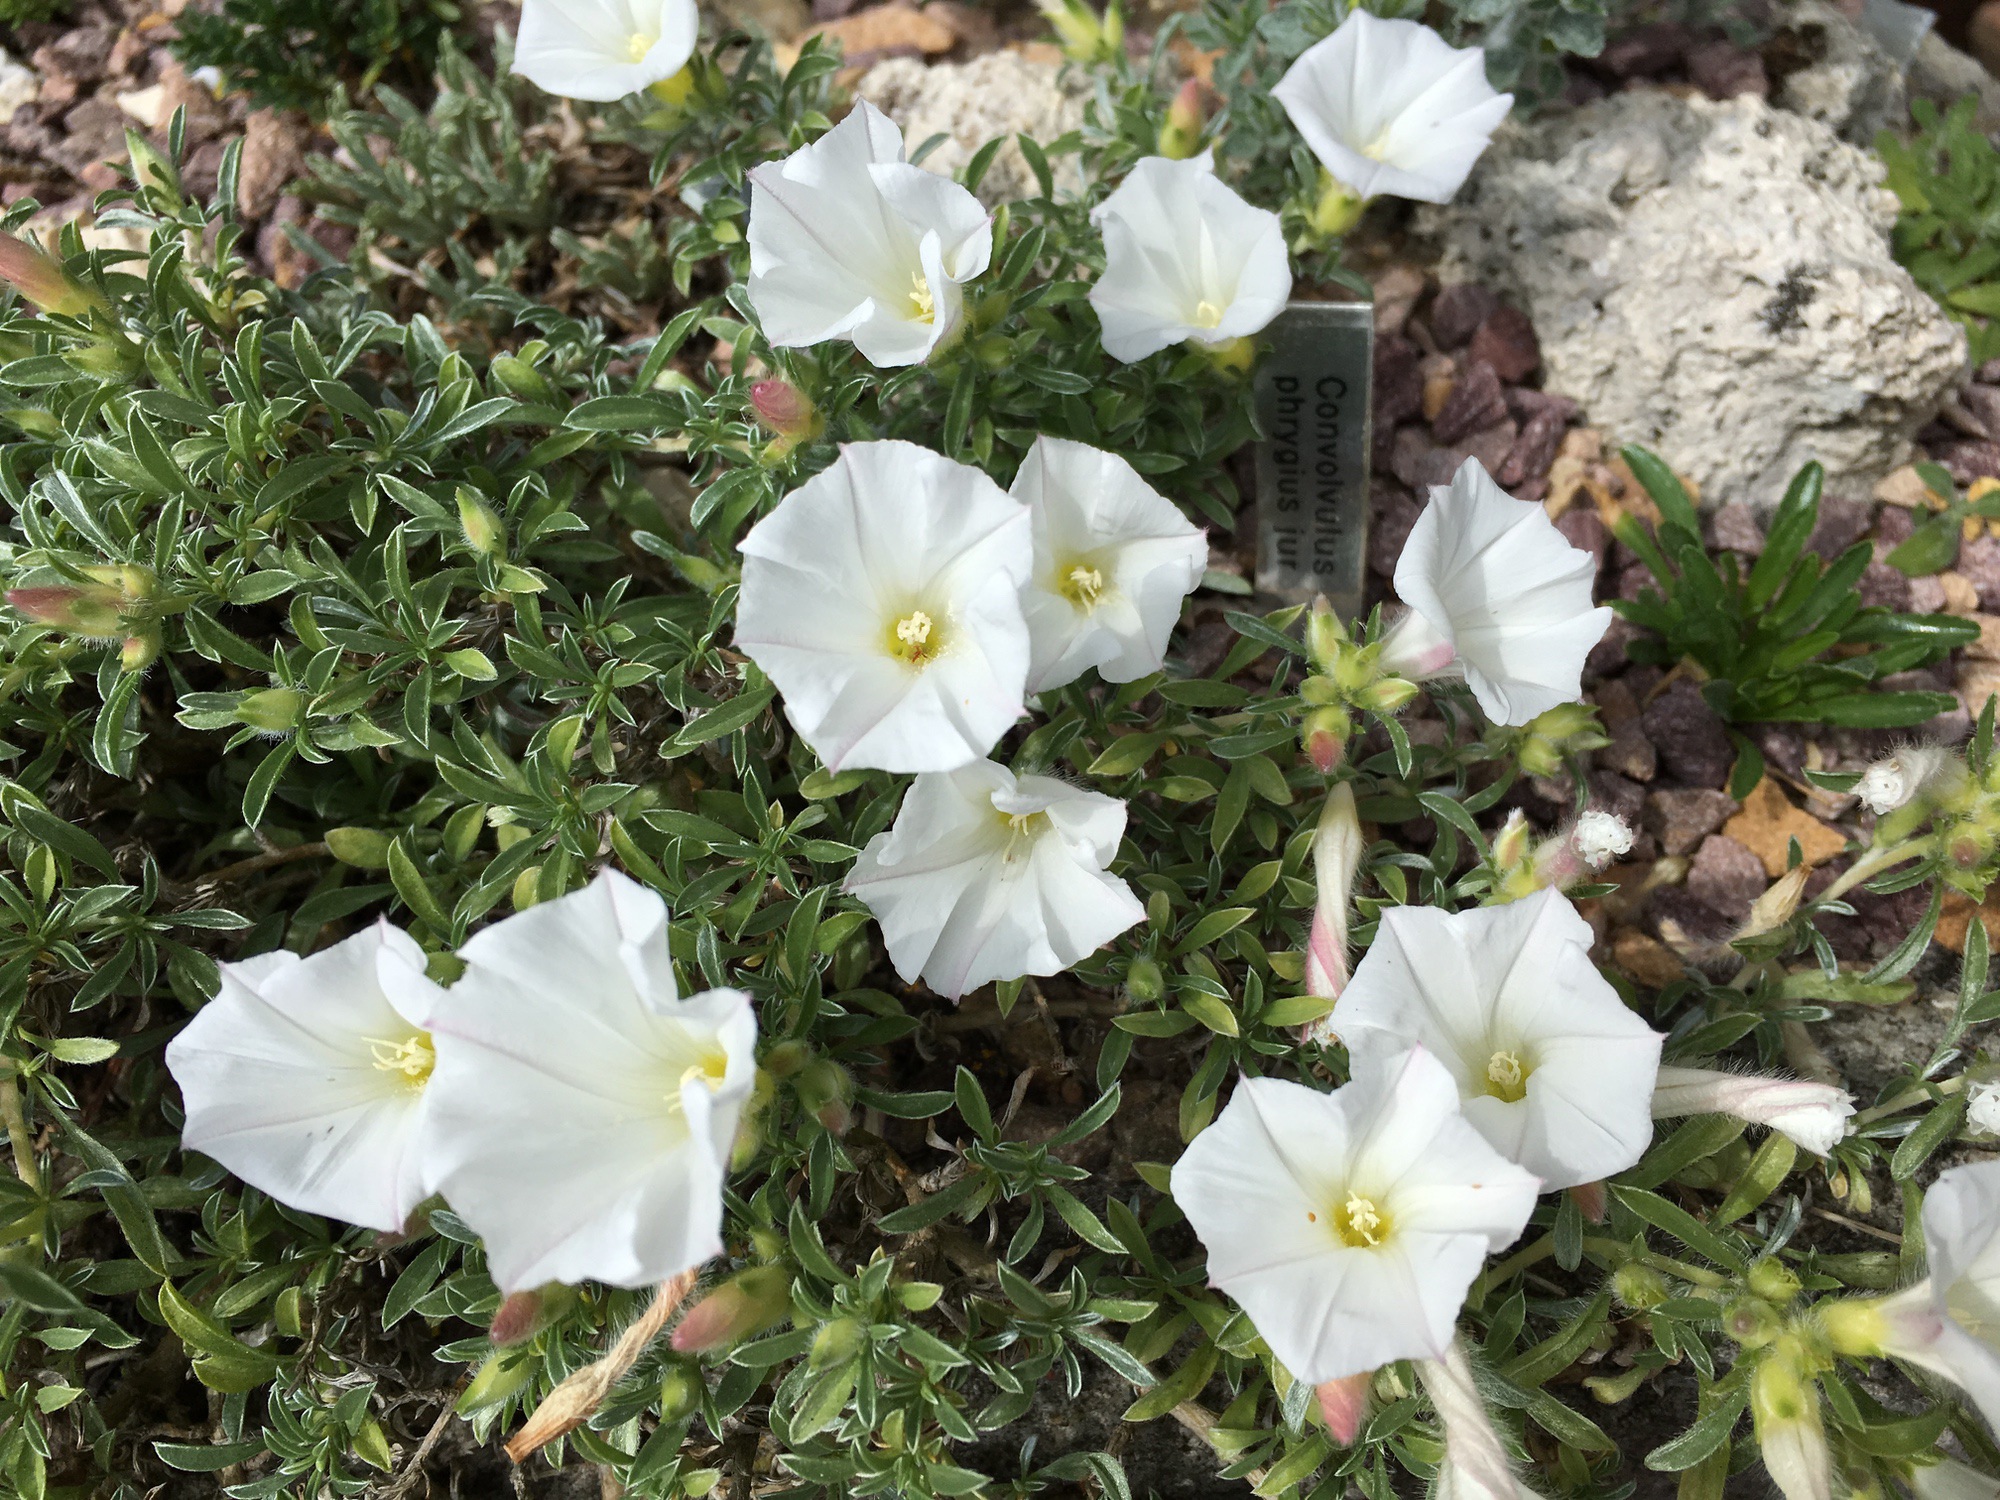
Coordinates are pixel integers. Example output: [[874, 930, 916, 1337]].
[[0, 49, 38, 127], [857, 50, 1087, 206], [1418, 89, 1967, 514]]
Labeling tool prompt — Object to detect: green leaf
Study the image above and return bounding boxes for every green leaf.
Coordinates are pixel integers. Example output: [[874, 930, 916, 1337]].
[[1613, 1186, 1747, 1271], [1645, 1389, 1748, 1471]]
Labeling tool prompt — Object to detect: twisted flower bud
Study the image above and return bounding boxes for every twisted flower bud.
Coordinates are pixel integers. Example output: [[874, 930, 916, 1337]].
[[1650, 1066, 1853, 1156], [1302, 782, 1363, 1044]]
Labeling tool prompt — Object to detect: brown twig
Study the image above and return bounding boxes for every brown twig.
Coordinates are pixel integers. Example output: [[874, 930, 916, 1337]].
[[504, 1270, 700, 1464], [187, 841, 330, 890], [380, 1383, 466, 1498]]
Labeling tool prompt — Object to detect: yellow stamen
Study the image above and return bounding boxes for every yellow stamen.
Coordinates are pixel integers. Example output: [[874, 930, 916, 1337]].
[[1485, 1048, 1528, 1103], [367, 1032, 435, 1088], [908, 272, 936, 324], [626, 31, 658, 62], [1193, 299, 1224, 329], [666, 1048, 730, 1110], [995, 807, 1050, 860], [1335, 1192, 1388, 1248], [888, 607, 942, 665], [1058, 562, 1106, 609]]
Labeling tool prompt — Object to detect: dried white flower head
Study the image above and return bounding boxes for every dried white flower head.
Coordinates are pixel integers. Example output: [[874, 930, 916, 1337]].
[[1649, 1066, 1854, 1156], [165, 924, 439, 1233], [514, 0, 700, 102], [1572, 810, 1635, 870], [734, 440, 1033, 773], [1170, 1049, 1539, 1385], [1329, 889, 1662, 1190], [1012, 436, 1207, 691], [1273, 10, 1512, 205], [1378, 459, 1612, 727], [1856, 744, 1959, 816], [845, 760, 1145, 1000], [1970, 1079, 2000, 1138], [1088, 152, 1291, 363], [411, 872, 757, 1292], [748, 102, 993, 367]]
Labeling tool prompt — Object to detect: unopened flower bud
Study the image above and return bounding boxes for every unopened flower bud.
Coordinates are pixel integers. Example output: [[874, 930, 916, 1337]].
[[7, 585, 122, 637], [234, 687, 306, 733], [457, 490, 507, 560], [750, 379, 822, 447], [670, 1265, 792, 1354], [1747, 1258, 1802, 1306], [1303, 706, 1349, 774], [1356, 676, 1419, 714], [1492, 809, 1532, 873], [657, 1359, 704, 1423], [795, 1058, 854, 1135], [1157, 78, 1209, 160], [489, 1283, 578, 1346], [1726, 1297, 1783, 1350], [1303, 782, 1362, 1012], [1307, 170, 1368, 241], [0, 232, 107, 318], [1036, 0, 1122, 63], [120, 629, 159, 672], [1612, 1262, 1669, 1311], [1124, 953, 1165, 1003], [1315, 1370, 1371, 1445], [457, 1350, 536, 1412], [1652, 1066, 1854, 1156]]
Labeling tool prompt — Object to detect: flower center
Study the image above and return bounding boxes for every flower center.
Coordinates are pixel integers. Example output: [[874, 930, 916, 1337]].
[[1057, 561, 1107, 610], [1484, 1048, 1529, 1103], [1192, 299, 1224, 329], [626, 31, 658, 62], [367, 1032, 435, 1089], [995, 807, 1050, 860], [666, 1047, 731, 1110], [907, 273, 936, 324], [1333, 1192, 1390, 1248], [1360, 128, 1394, 162], [888, 608, 942, 665]]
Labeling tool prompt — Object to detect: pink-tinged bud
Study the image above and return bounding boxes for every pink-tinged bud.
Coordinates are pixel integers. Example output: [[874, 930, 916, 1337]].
[[1491, 809, 1531, 873], [1305, 594, 1347, 671], [1568, 1180, 1607, 1223], [1303, 782, 1362, 1004], [795, 1058, 854, 1136], [750, 380, 821, 446], [1651, 1065, 1854, 1156], [1315, 1371, 1371, 1445], [0, 233, 106, 318], [670, 1265, 791, 1354], [7, 584, 123, 637], [1303, 706, 1348, 774], [489, 1284, 577, 1347], [1157, 79, 1210, 160], [119, 629, 160, 673]]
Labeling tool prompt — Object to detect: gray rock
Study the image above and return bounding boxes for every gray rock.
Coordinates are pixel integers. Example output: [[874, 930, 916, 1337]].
[[0, 49, 37, 128], [1646, 787, 1739, 857], [1641, 678, 1734, 788], [857, 52, 1088, 206], [1418, 90, 1967, 514], [1769, 0, 1905, 144], [1686, 834, 1768, 922]]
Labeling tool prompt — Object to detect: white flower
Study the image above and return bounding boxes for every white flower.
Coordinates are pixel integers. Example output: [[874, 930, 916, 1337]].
[[1822, 1160, 2000, 1430], [1419, 1340, 1551, 1500], [748, 102, 992, 368], [1857, 744, 1960, 816], [1328, 889, 1662, 1191], [1273, 10, 1512, 206], [844, 760, 1144, 1000], [1012, 435, 1207, 691], [1649, 1066, 1854, 1156], [513, 0, 699, 103], [1913, 1459, 2000, 1500], [165, 924, 438, 1234], [1088, 152, 1291, 364], [1378, 458, 1612, 727], [735, 440, 1033, 774], [1573, 811, 1634, 869], [1169, 1048, 1539, 1385], [409, 872, 757, 1292], [1970, 1079, 2000, 1138]]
